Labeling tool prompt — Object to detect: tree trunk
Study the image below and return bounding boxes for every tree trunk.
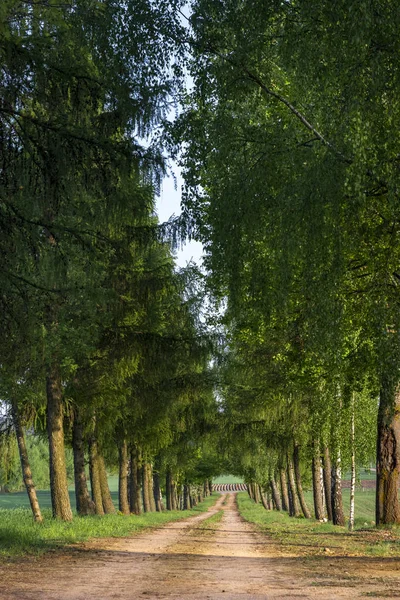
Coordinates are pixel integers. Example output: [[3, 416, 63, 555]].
[[203, 480, 209, 497], [323, 446, 333, 522], [376, 380, 400, 525], [312, 441, 325, 521], [287, 456, 301, 517], [279, 469, 290, 512], [259, 485, 269, 510], [183, 484, 190, 510], [270, 478, 282, 511], [147, 464, 156, 512], [11, 400, 43, 523], [46, 364, 73, 521], [98, 454, 115, 514], [129, 447, 141, 515], [142, 464, 152, 512], [118, 440, 130, 515], [293, 444, 311, 519], [89, 437, 104, 515], [331, 451, 345, 526], [72, 408, 95, 516], [166, 469, 172, 510], [349, 396, 356, 531], [248, 483, 254, 500], [153, 472, 162, 512]]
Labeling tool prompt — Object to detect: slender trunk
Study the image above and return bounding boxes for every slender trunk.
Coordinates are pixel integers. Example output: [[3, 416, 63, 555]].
[[171, 482, 178, 510], [46, 364, 73, 521], [312, 440, 325, 521], [98, 455, 115, 514], [118, 440, 130, 515], [183, 484, 190, 510], [287, 456, 301, 517], [259, 485, 269, 510], [142, 464, 151, 512], [147, 464, 156, 512], [203, 480, 209, 497], [270, 478, 282, 511], [208, 480, 213, 495], [129, 447, 141, 515], [248, 483, 254, 500], [279, 470, 289, 512], [89, 437, 104, 515], [323, 446, 333, 521], [11, 400, 43, 523], [349, 395, 356, 531], [166, 469, 172, 510], [153, 472, 162, 512], [293, 444, 311, 519], [253, 482, 260, 503], [72, 408, 95, 516], [376, 379, 400, 525], [331, 451, 345, 526]]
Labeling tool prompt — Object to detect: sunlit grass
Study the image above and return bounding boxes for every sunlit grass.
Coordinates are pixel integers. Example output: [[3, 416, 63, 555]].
[[0, 495, 218, 558], [236, 493, 400, 558]]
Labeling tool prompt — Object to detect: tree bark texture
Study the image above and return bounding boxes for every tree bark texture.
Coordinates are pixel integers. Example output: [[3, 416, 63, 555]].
[[72, 408, 95, 516], [331, 452, 345, 526], [89, 437, 104, 515], [279, 470, 290, 512], [376, 379, 400, 525], [259, 485, 269, 510], [293, 444, 311, 519], [323, 446, 333, 522], [118, 440, 130, 515], [153, 472, 162, 512], [349, 397, 356, 531], [129, 447, 141, 515], [11, 400, 43, 523], [270, 478, 282, 511], [183, 484, 190, 510], [312, 441, 325, 521], [166, 469, 173, 510], [287, 456, 301, 517], [46, 365, 73, 521], [147, 464, 156, 512], [98, 454, 115, 514], [142, 463, 152, 512]]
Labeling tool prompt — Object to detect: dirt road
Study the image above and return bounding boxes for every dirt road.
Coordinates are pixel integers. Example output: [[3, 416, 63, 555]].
[[0, 493, 399, 599]]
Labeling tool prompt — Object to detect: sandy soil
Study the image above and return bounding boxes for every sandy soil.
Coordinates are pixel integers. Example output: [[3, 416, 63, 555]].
[[0, 493, 399, 599]]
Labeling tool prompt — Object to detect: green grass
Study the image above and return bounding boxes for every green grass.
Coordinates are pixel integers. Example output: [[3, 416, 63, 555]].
[[303, 489, 376, 526], [196, 509, 224, 532], [236, 493, 400, 558], [0, 494, 218, 559]]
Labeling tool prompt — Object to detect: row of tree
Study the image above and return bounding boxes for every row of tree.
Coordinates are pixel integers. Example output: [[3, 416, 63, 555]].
[[0, 1, 222, 521], [173, 0, 400, 525]]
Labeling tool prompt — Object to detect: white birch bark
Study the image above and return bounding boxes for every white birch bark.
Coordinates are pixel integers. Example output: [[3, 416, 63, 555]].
[[349, 393, 356, 531]]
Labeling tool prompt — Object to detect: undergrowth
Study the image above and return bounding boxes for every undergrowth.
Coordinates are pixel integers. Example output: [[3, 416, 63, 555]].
[[0, 495, 218, 558], [236, 493, 400, 558]]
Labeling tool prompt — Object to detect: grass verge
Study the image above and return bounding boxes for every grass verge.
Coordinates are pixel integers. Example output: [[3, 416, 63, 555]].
[[236, 493, 400, 558], [196, 509, 224, 533], [0, 494, 218, 559]]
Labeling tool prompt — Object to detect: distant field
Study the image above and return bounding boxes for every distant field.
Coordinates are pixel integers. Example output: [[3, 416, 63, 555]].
[[212, 475, 244, 485], [303, 489, 376, 525]]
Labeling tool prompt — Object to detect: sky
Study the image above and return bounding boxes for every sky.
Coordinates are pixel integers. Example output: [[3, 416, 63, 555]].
[[156, 165, 204, 269]]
